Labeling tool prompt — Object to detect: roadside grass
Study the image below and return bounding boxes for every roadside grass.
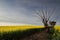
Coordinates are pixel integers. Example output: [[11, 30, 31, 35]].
[[0, 28, 45, 40]]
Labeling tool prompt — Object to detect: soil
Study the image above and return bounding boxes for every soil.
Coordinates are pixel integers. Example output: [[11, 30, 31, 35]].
[[20, 29, 49, 40]]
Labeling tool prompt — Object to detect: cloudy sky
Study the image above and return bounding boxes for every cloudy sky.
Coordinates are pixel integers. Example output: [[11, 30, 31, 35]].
[[0, 0, 60, 25]]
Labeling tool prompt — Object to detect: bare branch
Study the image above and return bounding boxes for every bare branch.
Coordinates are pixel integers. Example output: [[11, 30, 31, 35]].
[[34, 10, 43, 19], [41, 9, 45, 19], [48, 8, 56, 21]]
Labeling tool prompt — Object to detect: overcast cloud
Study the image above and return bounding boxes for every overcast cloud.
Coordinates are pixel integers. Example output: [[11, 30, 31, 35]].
[[0, 0, 60, 25]]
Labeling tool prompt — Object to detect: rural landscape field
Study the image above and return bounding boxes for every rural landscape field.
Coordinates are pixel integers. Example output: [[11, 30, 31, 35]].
[[0, 25, 44, 32], [0, 25, 60, 40], [0, 0, 60, 40], [0, 25, 60, 32]]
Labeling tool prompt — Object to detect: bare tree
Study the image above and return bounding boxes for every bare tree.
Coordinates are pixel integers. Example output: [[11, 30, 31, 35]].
[[34, 7, 56, 28], [33, 7, 57, 40]]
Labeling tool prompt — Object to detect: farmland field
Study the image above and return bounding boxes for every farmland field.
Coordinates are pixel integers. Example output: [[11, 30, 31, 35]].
[[0, 25, 44, 32], [0, 25, 60, 40], [0, 25, 60, 32]]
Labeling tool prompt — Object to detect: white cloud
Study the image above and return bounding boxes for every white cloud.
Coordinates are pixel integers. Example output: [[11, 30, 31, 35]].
[[0, 22, 26, 26]]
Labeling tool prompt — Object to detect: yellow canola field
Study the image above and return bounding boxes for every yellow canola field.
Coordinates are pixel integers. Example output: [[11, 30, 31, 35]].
[[0, 25, 44, 32], [54, 26, 60, 30], [0, 25, 60, 32]]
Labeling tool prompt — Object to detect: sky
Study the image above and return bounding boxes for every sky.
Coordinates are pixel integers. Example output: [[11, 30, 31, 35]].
[[0, 0, 60, 25]]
